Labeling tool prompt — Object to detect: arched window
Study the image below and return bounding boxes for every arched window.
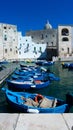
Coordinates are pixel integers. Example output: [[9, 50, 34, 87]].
[[61, 28, 69, 36], [62, 37, 69, 41]]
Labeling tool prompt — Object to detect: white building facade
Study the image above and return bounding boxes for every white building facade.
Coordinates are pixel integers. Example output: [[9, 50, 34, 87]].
[[18, 32, 47, 60], [0, 22, 73, 61], [0, 23, 18, 61]]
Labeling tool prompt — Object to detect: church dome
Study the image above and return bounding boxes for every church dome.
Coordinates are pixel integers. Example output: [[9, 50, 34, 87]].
[[44, 20, 52, 29]]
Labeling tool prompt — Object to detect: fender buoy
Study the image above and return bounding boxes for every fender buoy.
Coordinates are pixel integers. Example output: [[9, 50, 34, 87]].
[[35, 94, 43, 103], [35, 80, 41, 84]]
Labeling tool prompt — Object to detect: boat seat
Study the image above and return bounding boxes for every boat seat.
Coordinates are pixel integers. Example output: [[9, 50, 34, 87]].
[[52, 98, 57, 108], [39, 97, 57, 108], [21, 96, 39, 107], [24, 98, 39, 107]]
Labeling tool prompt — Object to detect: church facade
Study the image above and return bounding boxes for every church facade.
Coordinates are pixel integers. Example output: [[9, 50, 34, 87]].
[[26, 21, 58, 60]]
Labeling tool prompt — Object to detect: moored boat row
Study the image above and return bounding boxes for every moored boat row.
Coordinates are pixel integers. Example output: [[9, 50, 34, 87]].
[[6, 64, 60, 91], [2, 60, 73, 113]]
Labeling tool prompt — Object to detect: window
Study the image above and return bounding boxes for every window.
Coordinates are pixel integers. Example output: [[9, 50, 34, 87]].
[[13, 39, 15, 41], [39, 47, 42, 53], [41, 34, 44, 39], [5, 49, 7, 53], [53, 35, 55, 37], [4, 35, 7, 41], [19, 51, 21, 55], [67, 47, 69, 54], [61, 48, 64, 51], [61, 28, 69, 36], [33, 47, 37, 54], [34, 47, 36, 51], [9, 27, 11, 29], [51, 42, 53, 46], [27, 43, 29, 48], [4, 26, 6, 29], [14, 30, 16, 32], [20, 44, 22, 47], [62, 37, 69, 41], [16, 50, 18, 54], [10, 48, 12, 51], [4, 37, 7, 41], [47, 42, 48, 45]]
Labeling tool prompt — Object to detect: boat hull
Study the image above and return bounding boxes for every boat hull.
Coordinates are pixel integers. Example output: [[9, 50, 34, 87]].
[[3, 88, 69, 113], [7, 79, 50, 91]]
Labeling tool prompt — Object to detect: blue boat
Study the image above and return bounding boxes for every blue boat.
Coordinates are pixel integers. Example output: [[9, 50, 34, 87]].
[[42, 61, 55, 66], [68, 63, 73, 70], [14, 66, 46, 76], [20, 64, 42, 72], [14, 70, 29, 76], [61, 62, 70, 68], [48, 73, 60, 81], [6, 78, 50, 91], [12, 68, 60, 81], [11, 74, 31, 80], [11, 73, 46, 81], [61, 62, 73, 70], [20, 64, 35, 70], [36, 60, 54, 66], [14, 69, 41, 77], [0, 60, 8, 64], [2, 88, 73, 113]]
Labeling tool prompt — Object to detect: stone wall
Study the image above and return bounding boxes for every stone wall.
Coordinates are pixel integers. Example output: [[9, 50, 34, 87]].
[[26, 29, 58, 60]]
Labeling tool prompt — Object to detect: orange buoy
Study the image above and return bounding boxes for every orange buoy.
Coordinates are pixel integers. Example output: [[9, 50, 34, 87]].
[[35, 94, 43, 103]]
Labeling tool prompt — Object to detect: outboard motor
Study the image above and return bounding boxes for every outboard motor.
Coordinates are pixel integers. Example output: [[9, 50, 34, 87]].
[[66, 92, 73, 106]]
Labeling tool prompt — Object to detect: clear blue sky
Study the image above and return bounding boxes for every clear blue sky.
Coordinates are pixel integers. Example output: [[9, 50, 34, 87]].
[[0, 0, 73, 35]]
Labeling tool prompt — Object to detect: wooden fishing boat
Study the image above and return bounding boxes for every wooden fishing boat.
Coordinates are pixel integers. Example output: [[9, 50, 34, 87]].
[[61, 62, 70, 68], [68, 63, 73, 70], [11, 72, 60, 81], [2, 88, 73, 113], [36, 60, 54, 66], [6, 78, 50, 91]]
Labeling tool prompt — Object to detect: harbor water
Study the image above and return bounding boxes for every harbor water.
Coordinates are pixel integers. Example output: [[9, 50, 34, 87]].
[[0, 61, 73, 113]]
